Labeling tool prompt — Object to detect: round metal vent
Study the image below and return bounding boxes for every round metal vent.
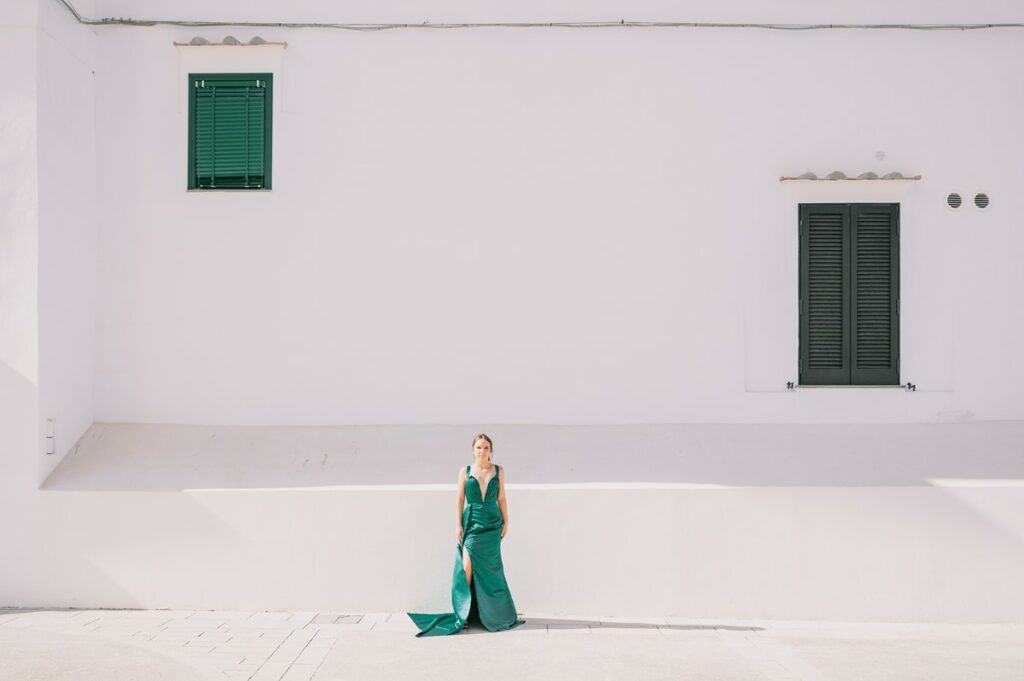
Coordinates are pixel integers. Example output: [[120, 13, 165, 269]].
[[974, 193, 990, 209], [946, 193, 962, 208]]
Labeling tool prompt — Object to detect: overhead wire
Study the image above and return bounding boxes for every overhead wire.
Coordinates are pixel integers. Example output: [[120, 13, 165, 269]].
[[54, 0, 1024, 33]]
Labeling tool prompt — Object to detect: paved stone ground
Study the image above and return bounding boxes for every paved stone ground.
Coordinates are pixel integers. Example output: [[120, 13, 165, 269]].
[[0, 608, 1022, 681]]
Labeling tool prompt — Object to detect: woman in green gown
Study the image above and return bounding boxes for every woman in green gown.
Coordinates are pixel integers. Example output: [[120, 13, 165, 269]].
[[408, 433, 525, 636]]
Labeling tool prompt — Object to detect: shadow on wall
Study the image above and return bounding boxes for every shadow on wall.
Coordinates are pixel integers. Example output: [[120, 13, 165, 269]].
[[40, 421, 1024, 491]]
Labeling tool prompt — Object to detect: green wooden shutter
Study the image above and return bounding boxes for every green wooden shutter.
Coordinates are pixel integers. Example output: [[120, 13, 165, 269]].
[[851, 204, 900, 385], [188, 74, 272, 190], [799, 204, 851, 385]]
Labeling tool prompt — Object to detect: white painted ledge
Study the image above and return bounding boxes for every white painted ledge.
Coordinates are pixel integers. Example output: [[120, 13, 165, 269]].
[[42, 421, 1024, 492]]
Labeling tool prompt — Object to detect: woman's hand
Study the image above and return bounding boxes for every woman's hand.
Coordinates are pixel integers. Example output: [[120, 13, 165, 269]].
[[457, 526, 463, 544], [501, 524, 508, 540]]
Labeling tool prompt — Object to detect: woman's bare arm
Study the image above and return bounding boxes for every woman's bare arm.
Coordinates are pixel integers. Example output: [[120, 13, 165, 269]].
[[498, 466, 509, 538], [456, 467, 466, 543]]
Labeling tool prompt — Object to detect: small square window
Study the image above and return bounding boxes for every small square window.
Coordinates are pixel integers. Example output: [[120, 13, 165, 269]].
[[187, 73, 272, 190]]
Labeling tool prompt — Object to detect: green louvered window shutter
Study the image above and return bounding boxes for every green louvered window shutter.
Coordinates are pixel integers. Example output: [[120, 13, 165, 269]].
[[851, 204, 900, 385], [799, 203, 899, 385], [799, 204, 851, 385], [188, 73, 272, 190]]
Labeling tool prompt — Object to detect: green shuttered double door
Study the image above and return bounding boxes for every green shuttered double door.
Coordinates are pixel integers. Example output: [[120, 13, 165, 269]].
[[799, 204, 900, 385]]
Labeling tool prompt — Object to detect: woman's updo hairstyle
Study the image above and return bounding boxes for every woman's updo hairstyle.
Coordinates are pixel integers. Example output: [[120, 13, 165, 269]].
[[472, 433, 494, 461]]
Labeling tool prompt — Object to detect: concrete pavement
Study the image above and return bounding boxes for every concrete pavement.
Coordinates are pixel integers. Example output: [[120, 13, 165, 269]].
[[0, 608, 1021, 681]]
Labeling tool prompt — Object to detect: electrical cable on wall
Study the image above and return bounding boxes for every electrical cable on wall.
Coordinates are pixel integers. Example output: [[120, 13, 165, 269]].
[[56, 0, 1024, 32]]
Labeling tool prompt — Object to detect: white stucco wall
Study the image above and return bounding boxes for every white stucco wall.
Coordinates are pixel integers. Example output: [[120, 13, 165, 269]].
[[90, 1, 1024, 426], [0, 0, 96, 605], [0, 6, 39, 430], [0, 0, 44, 612], [3, 1, 1023, 620], [36, 0, 97, 483], [0, 2, 39, 481]]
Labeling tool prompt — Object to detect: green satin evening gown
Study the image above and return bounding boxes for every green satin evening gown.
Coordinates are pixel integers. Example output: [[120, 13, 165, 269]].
[[407, 464, 525, 636]]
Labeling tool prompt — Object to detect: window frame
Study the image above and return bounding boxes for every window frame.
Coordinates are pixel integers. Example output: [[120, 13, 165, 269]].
[[187, 72, 273, 191]]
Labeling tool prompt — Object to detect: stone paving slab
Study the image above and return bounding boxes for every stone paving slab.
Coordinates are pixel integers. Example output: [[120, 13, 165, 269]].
[[0, 609, 1022, 681], [318, 626, 767, 681], [0, 626, 220, 681]]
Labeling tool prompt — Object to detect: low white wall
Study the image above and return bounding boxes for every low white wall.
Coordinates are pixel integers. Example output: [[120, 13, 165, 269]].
[[25, 422, 1024, 622], [26, 485, 1023, 622]]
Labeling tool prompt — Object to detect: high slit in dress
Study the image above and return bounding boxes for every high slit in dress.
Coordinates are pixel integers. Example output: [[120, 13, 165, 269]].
[[407, 464, 525, 636]]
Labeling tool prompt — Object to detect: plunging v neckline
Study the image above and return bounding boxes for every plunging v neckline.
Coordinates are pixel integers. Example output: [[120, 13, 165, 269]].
[[470, 464, 496, 500]]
